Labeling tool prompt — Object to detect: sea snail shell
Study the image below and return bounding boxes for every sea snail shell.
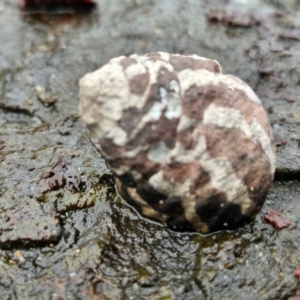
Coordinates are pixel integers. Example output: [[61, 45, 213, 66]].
[[79, 52, 276, 234]]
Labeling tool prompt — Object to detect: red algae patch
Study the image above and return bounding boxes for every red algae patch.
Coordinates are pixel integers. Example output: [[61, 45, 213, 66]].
[[44, 156, 82, 194], [264, 209, 291, 229]]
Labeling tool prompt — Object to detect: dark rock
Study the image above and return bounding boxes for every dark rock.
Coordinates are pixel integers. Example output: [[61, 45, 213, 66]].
[[0, 196, 61, 248]]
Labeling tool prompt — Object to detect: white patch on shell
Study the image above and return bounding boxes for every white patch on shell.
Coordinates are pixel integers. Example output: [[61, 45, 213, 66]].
[[123, 62, 150, 109], [126, 186, 167, 222], [130, 170, 143, 181], [157, 52, 171, 61], [125, 62, 147, 79], [109, 56, 126, 64], [190, 54, 210, 60], [149, 172, 192, 202], [170, 80, 180, 94], [133, 55, 174, 73], [147, 102, 165, 120], [149, 171, 178, 196], [178, 68, 217, 95], [181, 196, 209, 233], [131, 101, 163, 137], [249, 118, 276, 174], [202, 104, 276, 173], [178, 69, 261, 104], [200, 152, 252, 215], [147, 142, 170, 164], [159, 86, 182, 120], [124, 144, 151, 158], [114, 165, 130, 176], [159, 87, 168, 104], [105, 127, 128, 146], [177, 115, 198, 132], [79, 62, 129, 140], [114, 166, 142, 182], [168, 136, 207, 164]]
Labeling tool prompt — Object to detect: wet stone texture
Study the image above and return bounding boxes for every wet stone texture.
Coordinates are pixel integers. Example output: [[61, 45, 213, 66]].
[[1, 0, 300, 299]]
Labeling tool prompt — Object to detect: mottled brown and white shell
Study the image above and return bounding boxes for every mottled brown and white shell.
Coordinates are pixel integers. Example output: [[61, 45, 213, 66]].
[[79, 52, 276, 234]]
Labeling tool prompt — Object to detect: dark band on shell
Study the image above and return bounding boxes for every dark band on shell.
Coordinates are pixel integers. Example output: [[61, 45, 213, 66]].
[[79, 52, 276, 234]]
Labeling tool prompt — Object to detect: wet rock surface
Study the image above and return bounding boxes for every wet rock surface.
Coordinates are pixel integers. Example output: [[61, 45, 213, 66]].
[[1, 0, 300, 299]]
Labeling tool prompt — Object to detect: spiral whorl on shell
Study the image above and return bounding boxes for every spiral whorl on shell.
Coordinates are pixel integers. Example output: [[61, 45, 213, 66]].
[[79, 52, 276, 234]]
